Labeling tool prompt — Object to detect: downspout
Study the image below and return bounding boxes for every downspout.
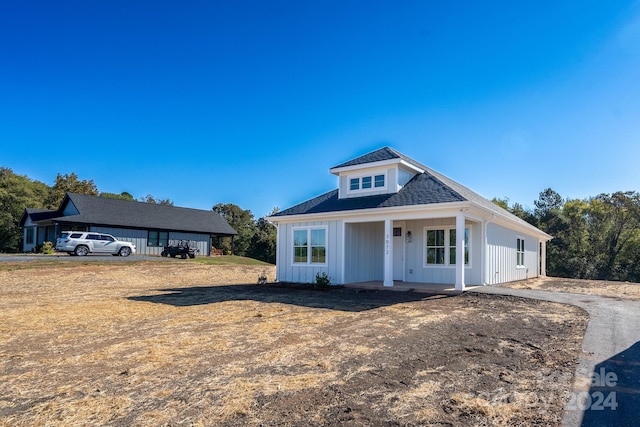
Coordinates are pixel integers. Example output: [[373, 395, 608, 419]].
[[483, 214, 496, 286]]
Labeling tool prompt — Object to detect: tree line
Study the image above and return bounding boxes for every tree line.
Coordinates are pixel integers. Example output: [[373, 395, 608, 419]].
[[494, 188, 640, 283], [0, 167, 278, 262], [2, 167, 639, 281]]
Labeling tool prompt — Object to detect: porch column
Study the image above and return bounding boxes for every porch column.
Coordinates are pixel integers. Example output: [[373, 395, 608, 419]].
[[383, 219, 393, 287], [541, 241, 547, 276], [455, 211, 465, 291]]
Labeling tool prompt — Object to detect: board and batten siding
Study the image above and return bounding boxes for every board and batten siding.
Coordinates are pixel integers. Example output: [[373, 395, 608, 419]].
[[276, 220, 342, 284], [401, 218, 482, 285], [90, 226, 210, 256], [344, 222, 385, 283], [485, 222, 540, 285]]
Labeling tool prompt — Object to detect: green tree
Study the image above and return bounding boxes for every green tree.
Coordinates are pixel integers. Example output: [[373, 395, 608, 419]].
[[585, 192, 640, 281], [100, 191, 135, 201], [491, 197, 510, 210], [533, 188, 568, 277], [212, 203, 256, 256], [0, 168, 49, 252], [491, 197, 536, 224], [247, 207, 279, 263], [139, 194, 174, 205], [44, 173, 98, 209], [562, 199, 591, 278]]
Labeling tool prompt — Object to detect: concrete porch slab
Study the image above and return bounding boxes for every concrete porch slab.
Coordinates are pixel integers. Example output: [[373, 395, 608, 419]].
[[343, 281, 462, 295]]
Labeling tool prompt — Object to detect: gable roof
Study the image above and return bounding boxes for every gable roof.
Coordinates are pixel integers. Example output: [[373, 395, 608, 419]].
[[44, 193, 236, 235], [18, 208, 59, 227], [274, 147, 548, 237]]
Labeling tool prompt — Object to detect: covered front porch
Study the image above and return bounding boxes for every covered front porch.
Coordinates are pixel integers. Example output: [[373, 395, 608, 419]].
[[343, 210, 481, 291]]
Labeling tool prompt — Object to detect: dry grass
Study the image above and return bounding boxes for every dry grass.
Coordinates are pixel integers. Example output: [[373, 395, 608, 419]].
[[503, 276, 640, 300], [0, 261, 587, 426]]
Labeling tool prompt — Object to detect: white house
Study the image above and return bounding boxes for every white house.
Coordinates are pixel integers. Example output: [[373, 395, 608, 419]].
[[267, 147, 551, 291]]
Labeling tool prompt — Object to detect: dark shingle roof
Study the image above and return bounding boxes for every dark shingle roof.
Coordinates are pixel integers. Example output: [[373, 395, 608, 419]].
[[331, 146, 428, 170], [26, 208, 59, 221], [18, 208, 59, 227], [274, 171, 466, 216], [275, 147, 544, 233], [48, 193, 236, 235]]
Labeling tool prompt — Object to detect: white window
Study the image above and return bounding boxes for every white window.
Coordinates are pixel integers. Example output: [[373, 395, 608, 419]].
[[426, 229, 446, 265], [347, 172, 387, 194], [362, 176, 372, 189], [517, 237, 525, 267], [293, 227, 327, 265], [425, 227, 470, 266], [450, 228, 469, 265]]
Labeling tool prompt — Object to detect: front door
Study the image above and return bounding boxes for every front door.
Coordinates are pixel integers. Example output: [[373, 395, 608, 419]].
[[393, 223, 405, 281]]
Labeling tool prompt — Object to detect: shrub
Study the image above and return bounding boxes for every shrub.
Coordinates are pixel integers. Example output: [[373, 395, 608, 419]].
[[257, 270, 268, 285], [314, 272, 331, 289], [40, 241, 55, 255]]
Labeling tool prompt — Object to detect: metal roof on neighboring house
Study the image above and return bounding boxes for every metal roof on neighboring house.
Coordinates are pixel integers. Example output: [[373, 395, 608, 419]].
[[32, 193, 237, 235]]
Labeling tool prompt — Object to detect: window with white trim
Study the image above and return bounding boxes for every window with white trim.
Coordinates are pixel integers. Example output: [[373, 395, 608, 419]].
[[362, 176, 372, 189], [347, 172, 387, 194], [293, 227, 327, 265], [425, 227, 470, 266], [450, 228, 469, 265], [516, 237, 525, 267], [426, 229, 446, 265]]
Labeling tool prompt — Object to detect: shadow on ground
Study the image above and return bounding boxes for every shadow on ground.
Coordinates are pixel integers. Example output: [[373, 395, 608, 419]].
[[128, 283, 451, 312], [580, 341, 640, 427]]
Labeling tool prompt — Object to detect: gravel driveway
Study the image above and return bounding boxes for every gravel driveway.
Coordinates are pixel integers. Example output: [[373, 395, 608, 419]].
[[0, 254, 163, 262]]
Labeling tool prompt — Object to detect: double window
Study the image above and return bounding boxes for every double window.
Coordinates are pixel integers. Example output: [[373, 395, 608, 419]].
[[516, 238, 525, 267], [349, 174, 386, 192], [148, 230, 169, 247], [425, 227, 469, 266], [293, 227, 327, 265]]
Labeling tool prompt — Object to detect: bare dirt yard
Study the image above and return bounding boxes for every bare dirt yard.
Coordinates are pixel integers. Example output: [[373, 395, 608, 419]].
[[501, 276, 640, 300], [1, 260, 588, 426]]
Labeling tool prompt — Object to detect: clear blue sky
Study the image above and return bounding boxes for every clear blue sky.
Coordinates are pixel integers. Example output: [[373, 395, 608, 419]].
[[1, 1, 639, 217]]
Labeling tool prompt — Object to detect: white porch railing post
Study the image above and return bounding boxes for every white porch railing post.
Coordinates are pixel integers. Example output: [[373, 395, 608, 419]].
[[384, 219, 393, 287], [455, 211, 465, 291]]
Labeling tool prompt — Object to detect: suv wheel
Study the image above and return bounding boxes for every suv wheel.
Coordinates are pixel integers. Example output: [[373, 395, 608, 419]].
[[119, 247, 132, 257], [74, 245, 89, 256]]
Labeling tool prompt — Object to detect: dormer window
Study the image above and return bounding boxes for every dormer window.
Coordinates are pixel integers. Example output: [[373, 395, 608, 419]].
[[362, 176, 372, 189], [350, 178, 360, 190], [347, 172, 388, 195]]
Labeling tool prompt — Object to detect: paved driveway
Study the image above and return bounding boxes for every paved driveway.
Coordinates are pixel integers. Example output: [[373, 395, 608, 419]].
[[470, 286, 640, 427]]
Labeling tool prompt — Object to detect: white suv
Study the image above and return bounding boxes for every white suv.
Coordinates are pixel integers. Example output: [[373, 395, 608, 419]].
[[56, 232, 136, 257]]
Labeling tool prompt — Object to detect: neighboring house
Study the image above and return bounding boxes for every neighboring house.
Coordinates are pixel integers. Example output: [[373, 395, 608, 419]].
[[19, 193, 237, 256], [267, 147, 551, 291]]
